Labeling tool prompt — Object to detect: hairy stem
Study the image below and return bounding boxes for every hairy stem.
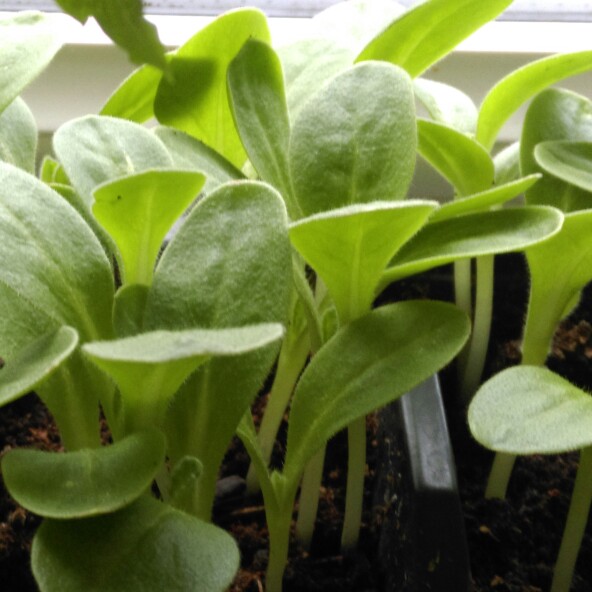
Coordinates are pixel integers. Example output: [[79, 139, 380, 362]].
[[295, 447, 325, 548]]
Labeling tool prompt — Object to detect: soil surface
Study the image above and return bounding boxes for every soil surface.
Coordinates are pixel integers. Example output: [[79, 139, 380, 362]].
[[1, 254, 592, 591]]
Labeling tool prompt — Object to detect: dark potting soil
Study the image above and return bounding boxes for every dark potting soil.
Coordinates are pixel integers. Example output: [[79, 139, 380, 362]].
[[1, 253, 592, 591]]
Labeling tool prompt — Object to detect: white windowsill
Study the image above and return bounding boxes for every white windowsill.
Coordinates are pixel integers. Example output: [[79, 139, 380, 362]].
[[6, 13, 592, 156]]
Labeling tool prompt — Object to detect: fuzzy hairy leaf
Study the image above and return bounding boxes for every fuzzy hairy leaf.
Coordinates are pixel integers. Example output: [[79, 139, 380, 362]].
[[0, 98, 37, 173], [54, 116, 173, 206], [382, 206, 563, 286], [290, 62, 416, 216], [469, 366, 592, 454], [0, 327, 78, 408], [154, 9, 270, 168], [32, 496, 239, 592], [356, 0, 511, 78], [2, 429, 165, 518], [284, 301, 470, 482], [0, 12, 63, 113], [535, 141, 592, 193]]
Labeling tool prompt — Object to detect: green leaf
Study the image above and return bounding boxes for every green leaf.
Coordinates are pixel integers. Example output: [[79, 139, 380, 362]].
[[2, 429, 165, 518], [154, 8, 271, 168], [417, 118, 494, 196], [170, 455, 203, 513], [477, 51, 592, 151], [382, 206, 564, 286], [494, 142, 521, 185], [429, 174, 541, 223], [100, 62, 164, 122], [469, 366, 592, 454], [277, 38, 354, 121], [40, 156, 70, 185], [154, 126, 244, 195], [289, 200, 438, 323], [356, 0, 511, 78], [535, 141, 592, 193], [0, 97, 37, 173], [283, 300, 470, 481], [0, 163, 114, 342], [145, 180, 292, 518], [53, 116, 173, 206], [32, 496, 239, 592], [0, 327, 78, 408], [522, 210, 592, 365], [290, 62, 416, 216], [0, 12, 63, 113], [83, 324, 283, 433], [414, 78, 478, 135], [92, 169, 205, 285], [311, 0, 404, 53], [227, 39, 295, 216], [55, 0, 167, 70], [521, 89, 592, 212]]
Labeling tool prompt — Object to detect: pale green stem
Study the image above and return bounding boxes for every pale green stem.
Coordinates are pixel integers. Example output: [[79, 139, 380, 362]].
[[551, 446, 592, 592], [341, 416, 367, 549], [485, 452, 517, 499], [295, 447, 325, 548], [246, 329, 310, 494], [454, 258, 473, 318], [191, 465, 218, 522], [460, 255, 494, 401]]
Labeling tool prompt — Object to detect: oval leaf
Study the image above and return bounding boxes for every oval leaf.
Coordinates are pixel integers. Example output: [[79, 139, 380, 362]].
[[32, 496, 239, 592], [284, 300, 470, 481], [356, 0, 512, 78], [2, 430, 165, 518], [290, 61, 416, 216], [382, 206, 563, 286], [0, 97, 37, 173], [535, 141, 592, 193], [53, 116, 173, 205], [0, 327, 78, 407], [469, 366, 592, 454]]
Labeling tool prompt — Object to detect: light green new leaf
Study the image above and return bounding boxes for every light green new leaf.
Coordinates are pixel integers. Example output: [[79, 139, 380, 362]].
[[145, 181, 291, 518], [92, 169, 205, 285], [54, 116, 173, 206], [522, 210, 592, 366], [356, 0, 511, 78], [169, 455, 203, 513], [277, 38, 354, 121], [469, 366, 592, 454], [429, 175, 541, 223], [0, 97, 37, 173], [417, 118, 494, 196], [55, 0, 167, 70], [477, 51, 592, 151], [283, 301, 470, 481], [381, 206, 563, 287], [290, 62, 415, 217], [521, 89, 592, 212], [414, 78, 478, 135], [2, 429, 165, 519], [311, 0, 404, 53], [0, 12, 64, 113], [0, 163, 114, 342], [100, 62, 164, 122], [154, 9, 271, 168], [535, 141, 592, 193], [228, 39, 295, 216], [154, 126, 244, 194], [32, 496, 239, 592], [83, 324, 283, 433], [0, 327, 78, 408], [289, 200, 438, 323]]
